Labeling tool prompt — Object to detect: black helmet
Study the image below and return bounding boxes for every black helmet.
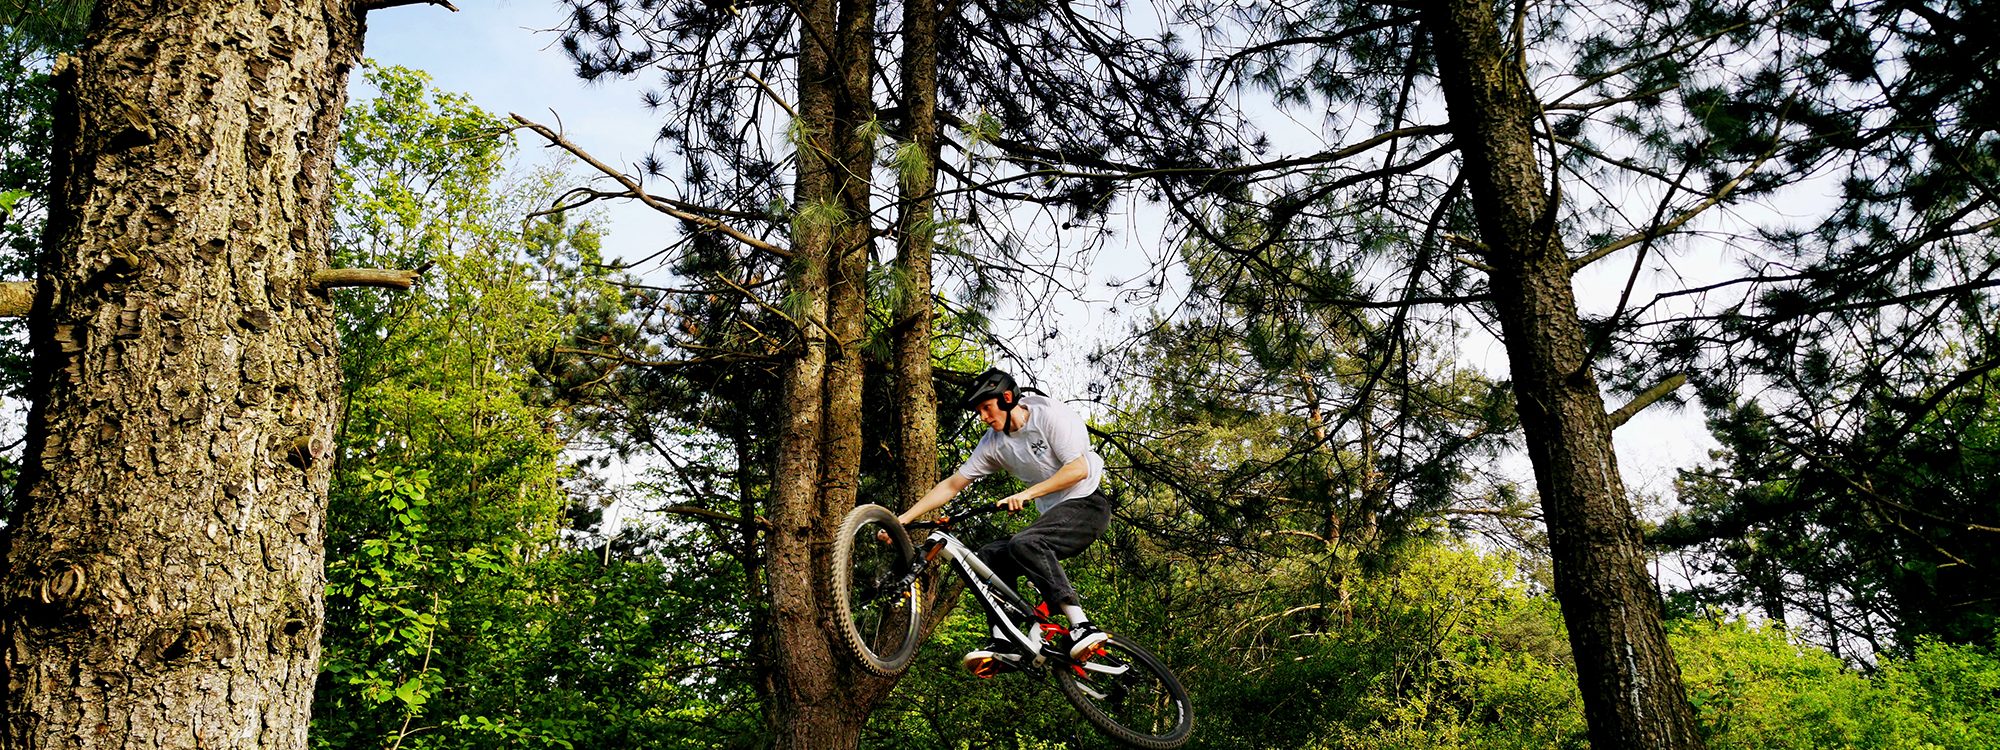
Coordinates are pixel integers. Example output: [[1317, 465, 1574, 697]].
[[959, 368, 1018, 411]]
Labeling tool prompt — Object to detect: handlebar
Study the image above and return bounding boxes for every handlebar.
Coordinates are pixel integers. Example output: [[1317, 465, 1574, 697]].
[[902, 501, 1011, 531]]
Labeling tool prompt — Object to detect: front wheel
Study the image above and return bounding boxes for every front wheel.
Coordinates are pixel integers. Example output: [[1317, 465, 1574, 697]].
[[827, 504, 924, 675], [1054, 635, 1194, 749]]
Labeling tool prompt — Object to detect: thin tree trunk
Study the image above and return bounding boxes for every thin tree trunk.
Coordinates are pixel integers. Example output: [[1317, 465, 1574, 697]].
[[824, 0, 875, 540], [1419, 0, 1706, 747], [892, 0, 944, 510], [735, 439, 778, 736], [0, 1, 361, 747]]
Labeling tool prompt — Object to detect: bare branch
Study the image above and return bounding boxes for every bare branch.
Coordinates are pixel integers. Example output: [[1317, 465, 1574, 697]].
[[742, 71, 798, 120], [1215, 17, 1417, 73], [358, 0, 459, 12], [710, 271, 819, 339], [313, 268, 422, 291], [942, 110, 1448, 180], [509, 114, 792, 259], [1545, 85, 1681, 114], [553, 347, 777, 370], [0, 280, 32, 317], [661, 504, 768, 529], [1572, 142, 1778, 272], [1644, 277, 2000, 327], [1441, 507, 1543, 520], [1607, 372, 1688, 429]]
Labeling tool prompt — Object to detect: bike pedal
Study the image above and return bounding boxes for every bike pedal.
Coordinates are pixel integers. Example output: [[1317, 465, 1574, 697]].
[[967, 657, 998, 678]]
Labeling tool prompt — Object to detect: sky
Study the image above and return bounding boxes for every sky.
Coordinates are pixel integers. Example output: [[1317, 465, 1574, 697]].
[[357, 1, 1723, 504]]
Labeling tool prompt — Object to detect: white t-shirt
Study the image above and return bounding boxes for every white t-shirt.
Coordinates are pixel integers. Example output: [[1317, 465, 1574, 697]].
[[954, 393, 1105, 514]]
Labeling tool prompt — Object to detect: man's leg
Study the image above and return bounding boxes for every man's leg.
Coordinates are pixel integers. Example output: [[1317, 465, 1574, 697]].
[[1002, 492, 1112, 612], [964, 537, 1033, 673], [974, 538, 1025, 631]]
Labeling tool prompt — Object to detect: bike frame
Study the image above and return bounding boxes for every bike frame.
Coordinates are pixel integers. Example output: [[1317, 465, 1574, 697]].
[[906, 510, 1073, 670]]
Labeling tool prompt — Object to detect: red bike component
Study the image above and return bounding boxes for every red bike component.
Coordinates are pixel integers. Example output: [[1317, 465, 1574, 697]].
[[1034, 602, 1069, 644]]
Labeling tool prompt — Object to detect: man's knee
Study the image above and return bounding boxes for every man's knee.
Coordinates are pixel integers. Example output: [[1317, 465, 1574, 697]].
[[1006, 534, 1052, 561]]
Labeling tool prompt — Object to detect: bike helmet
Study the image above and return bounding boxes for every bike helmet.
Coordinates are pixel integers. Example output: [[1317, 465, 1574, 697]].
[[959, 368, 1018, 412]]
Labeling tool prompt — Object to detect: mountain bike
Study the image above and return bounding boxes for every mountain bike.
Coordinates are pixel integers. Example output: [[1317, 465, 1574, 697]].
[[829, 502, 1194, 749]]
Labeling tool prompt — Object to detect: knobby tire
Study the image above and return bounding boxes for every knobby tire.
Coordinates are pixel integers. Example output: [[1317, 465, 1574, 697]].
[[828, 503, 923, 675], [1053, 635, 1194, 749]]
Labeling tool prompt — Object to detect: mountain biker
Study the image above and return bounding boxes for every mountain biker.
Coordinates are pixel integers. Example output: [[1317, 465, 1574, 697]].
[[896, 367, 1114, 675]]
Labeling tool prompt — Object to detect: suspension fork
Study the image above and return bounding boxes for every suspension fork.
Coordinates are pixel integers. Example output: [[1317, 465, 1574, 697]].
[[884, 538, 947, 595]]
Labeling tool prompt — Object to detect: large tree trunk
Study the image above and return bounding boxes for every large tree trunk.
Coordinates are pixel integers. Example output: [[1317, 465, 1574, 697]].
[[767, 0, 964, 743], [0, 1, 361, 747], [1419, 0, 1706, 748], [764, 0, 868, 743]]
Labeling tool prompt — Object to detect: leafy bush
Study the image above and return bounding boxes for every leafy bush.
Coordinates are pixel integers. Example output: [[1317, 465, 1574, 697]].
[[1671, 615, 2000, 750]]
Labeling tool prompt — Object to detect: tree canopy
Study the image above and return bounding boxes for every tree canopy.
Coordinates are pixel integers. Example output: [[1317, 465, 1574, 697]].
[[0, 0, 1995, 748]]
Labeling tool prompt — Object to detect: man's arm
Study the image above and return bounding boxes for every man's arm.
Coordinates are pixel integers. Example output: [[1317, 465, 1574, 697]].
[[898, 473, 973, 525], [998, 456, 1089, 511]]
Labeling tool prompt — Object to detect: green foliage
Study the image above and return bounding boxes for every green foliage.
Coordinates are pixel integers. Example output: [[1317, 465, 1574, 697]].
[[1158, 544, 1586, 750], [961, 111, 1002, 148], [312, 64, 714, 749], [892, 140, 932, 190], [1672, 618, 2000, 750], [883, 529, 2000, 750], [791, 199, 848, 236], [321, 468, 505, 733]]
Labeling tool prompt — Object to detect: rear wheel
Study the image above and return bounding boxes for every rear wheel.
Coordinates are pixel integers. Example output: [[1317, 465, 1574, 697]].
[[828, 504, 924, 675], [1054, 635, 1194, 749]]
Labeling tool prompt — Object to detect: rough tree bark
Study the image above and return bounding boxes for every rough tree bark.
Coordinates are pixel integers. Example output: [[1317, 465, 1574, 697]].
[[765, 0, 969, 743], [1418, 0, 1707, 747], [763, 0, 854, 741], [891, 0, 943, 510], [0, 1, 362, 747]]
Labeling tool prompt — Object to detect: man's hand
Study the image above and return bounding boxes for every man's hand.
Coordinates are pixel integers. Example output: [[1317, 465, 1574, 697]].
[[999, 492, 1036, 512]]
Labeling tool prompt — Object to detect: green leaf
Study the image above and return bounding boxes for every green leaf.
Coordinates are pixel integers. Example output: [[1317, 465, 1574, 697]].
[[392, 678, 427, 708]]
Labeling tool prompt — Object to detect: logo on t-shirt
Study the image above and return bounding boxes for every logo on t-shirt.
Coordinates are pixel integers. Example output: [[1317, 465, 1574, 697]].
[[1030, 439, 1048, 457]]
